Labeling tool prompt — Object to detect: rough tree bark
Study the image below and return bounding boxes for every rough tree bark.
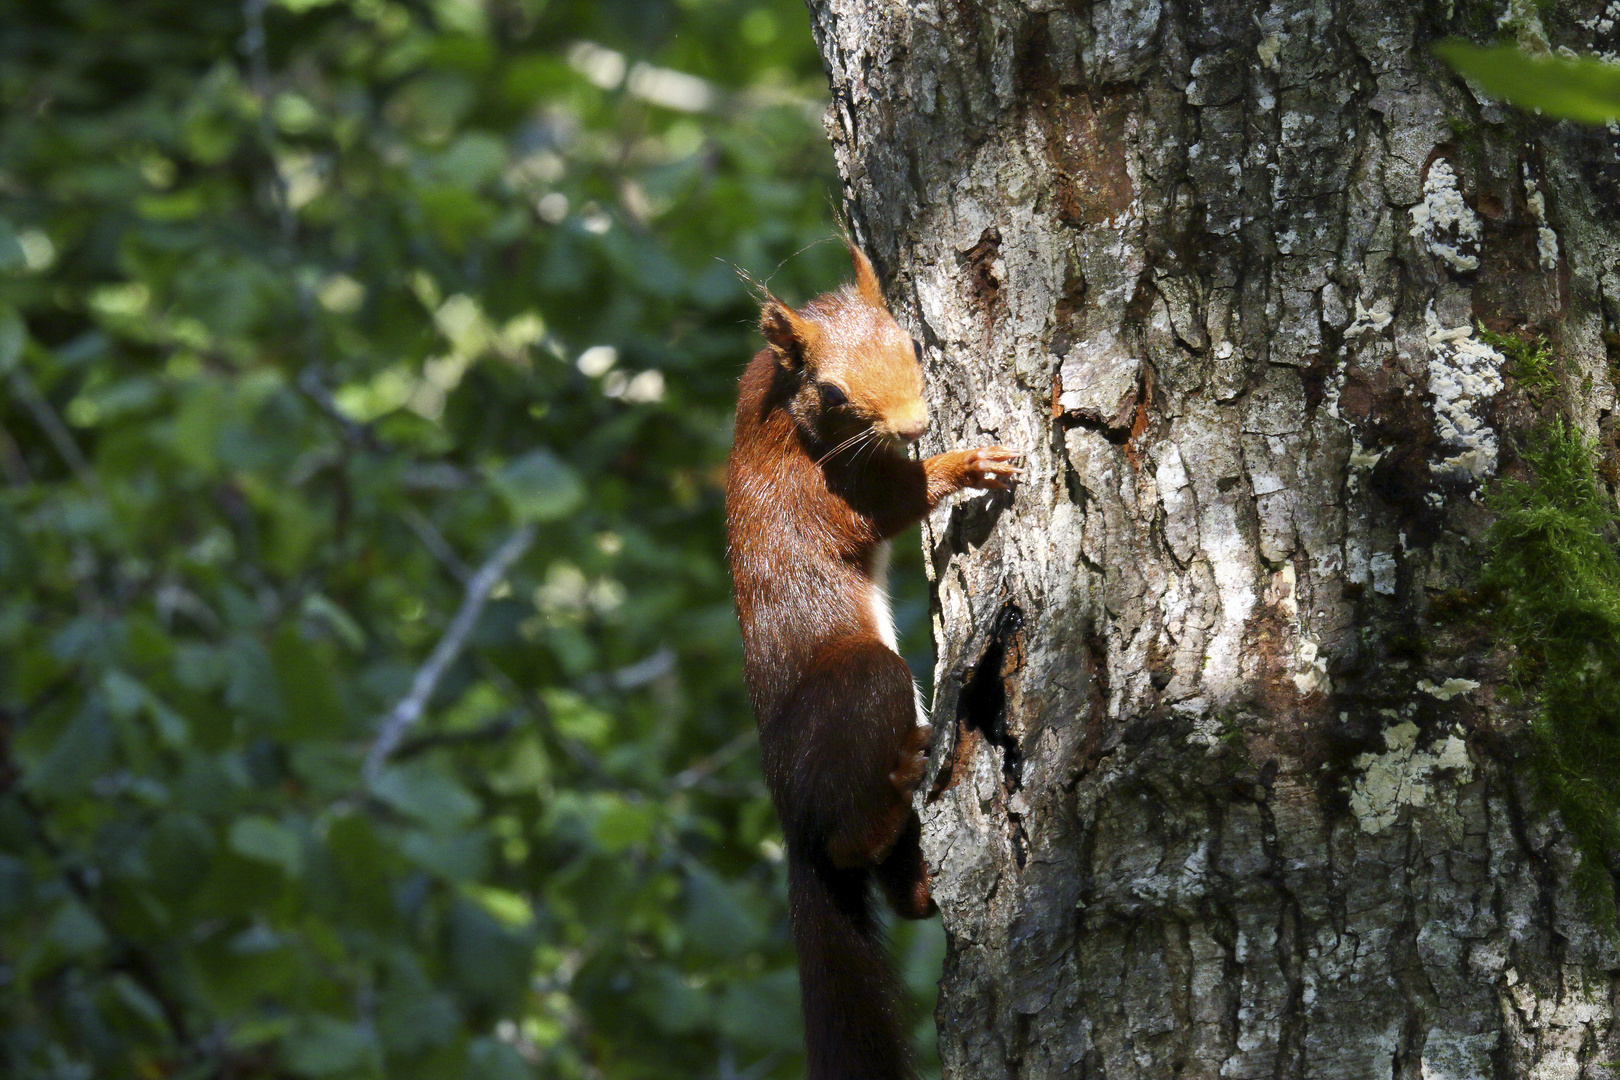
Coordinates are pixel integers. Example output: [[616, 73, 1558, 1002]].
[[808, 1, 1620, 1076]]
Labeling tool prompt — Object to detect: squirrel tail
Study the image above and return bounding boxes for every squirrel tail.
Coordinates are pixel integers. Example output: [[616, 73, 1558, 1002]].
[[788, 846, 915, 1080]]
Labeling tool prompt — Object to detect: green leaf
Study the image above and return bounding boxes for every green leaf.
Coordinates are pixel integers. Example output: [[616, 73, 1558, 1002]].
[[102, 669, 188, 748], [47, 898, 109, 957], [0, 305, 24, 373], [0, 502, 35, 584], [225, 635, 288, 728], [369, 762, 480, 828], [108, 973, 169, 1034], [301, 592, 366, 652], [682, 866, 766, 958], [493, 449, 585, 522], [145, 812, 216, 904], [591, 794, 657, 854], [229, 1016, 297, 1050], [228, 815, 304, 878], [432, 132, 507, 190], [632, 965, 713, 1036], [281, 1016, 378, 1078], [446, 898, 531, 1012], [289, 742, 360, 798], [466, 1036, 532, 1080], [26, 705, 115, 798], [0, 854, 30, 920], [1435, 41, 1620, 124], [270, 625, 348, 739], [717, 969, 802, 1052], [377, 981, 458, 1055], [0, 218, 24, 273], [399, 827, 490, 882], [323, 814, 395, 920]]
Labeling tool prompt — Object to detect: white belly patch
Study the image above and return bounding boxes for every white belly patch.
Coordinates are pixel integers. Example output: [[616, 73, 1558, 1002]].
[[866, 541, 928, 728], [867, 541, 898, 652]]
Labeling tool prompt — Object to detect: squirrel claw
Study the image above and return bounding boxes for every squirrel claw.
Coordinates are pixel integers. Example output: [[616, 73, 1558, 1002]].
[[963, 446, 1023, 490]]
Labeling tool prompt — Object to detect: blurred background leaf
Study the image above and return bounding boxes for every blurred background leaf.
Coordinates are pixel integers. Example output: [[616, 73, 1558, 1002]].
[[0, 0, 941, 1077], [1437, 40, 1620, 123]]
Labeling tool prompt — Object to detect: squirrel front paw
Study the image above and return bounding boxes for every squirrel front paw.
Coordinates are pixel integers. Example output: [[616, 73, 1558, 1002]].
[[958, 446, 1023, 490], [888, 723, 933, 796]]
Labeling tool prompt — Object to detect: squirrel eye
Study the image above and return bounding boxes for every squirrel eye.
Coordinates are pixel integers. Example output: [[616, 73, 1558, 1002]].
[[818, 383, 848, 408]]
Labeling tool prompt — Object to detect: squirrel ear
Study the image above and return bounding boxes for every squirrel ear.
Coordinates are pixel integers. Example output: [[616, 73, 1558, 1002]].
[[847, 241, 888, 312], [761, 297, 813, 369]]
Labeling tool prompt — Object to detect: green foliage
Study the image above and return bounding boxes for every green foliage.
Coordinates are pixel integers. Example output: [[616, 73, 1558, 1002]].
[[1479, 324, 1558, 394], [1483, 422, 1620, 916], [1436, 40, 1620, 124], [0, 1, 941, 1077]]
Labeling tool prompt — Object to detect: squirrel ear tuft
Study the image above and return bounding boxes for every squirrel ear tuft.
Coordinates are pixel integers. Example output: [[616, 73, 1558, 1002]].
[[847, 242, 888, 312], [761, 298, 811, 369]]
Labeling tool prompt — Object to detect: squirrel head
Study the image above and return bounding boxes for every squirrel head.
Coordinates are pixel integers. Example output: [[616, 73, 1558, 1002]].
[[759, 243, 928, 455]]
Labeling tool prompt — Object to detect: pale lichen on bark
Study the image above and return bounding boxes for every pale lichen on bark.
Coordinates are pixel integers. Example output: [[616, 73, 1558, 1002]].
[[811, 0, 1620, 1076]]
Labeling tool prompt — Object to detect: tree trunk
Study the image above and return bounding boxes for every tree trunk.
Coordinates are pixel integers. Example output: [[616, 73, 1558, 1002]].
[[808, 1, 1620, 1076]]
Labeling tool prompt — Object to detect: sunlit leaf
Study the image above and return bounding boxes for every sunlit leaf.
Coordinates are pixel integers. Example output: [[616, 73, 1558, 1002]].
[[1436, 40, 1620, 123]]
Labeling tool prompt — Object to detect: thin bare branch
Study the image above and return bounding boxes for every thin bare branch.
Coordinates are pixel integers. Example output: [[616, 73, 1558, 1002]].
[[8, 368, 94, 485], [394, 711, 521, 761], [400, 505, 472, 583], [474, 655, 618, 786], [671, 728, 757, 791], [297, 366, 379, 451], [364, 523, 536, 780], [0, 420, 32, 486]]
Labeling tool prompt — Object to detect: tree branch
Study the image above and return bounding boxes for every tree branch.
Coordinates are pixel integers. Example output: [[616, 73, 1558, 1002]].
[[8, 368, 94, 485], [363, 524, 536, 780], [0, 420, 32, 486], [400, 505, 472, 583], [671, 728, 757, 791], [297, 366, 380, 452], [472, 655, 623, 787], [393, 711, 521, 760]]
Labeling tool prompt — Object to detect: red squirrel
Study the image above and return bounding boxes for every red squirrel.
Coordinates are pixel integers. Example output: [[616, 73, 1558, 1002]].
[[725, 243, 1019, 1080]]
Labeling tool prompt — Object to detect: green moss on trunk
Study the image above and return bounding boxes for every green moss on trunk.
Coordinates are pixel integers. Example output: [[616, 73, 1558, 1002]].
[[1483, 422, 1620, 917]]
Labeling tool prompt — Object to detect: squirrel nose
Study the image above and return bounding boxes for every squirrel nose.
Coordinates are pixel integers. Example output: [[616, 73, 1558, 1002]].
[[897, 418, 928, 443]]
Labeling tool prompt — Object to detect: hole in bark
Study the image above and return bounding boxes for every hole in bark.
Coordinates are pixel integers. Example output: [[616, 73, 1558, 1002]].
[[1300, 352, 1332, 416], [958, 603, 1025, 793], [1013, 11, 1057, 97], [958, 227, 1003, 317], [1063, 456, 1090, 507], [1050, 267, 1089, 358], [1065, 414, 1127, 443], [945, 603, 1029, 865]]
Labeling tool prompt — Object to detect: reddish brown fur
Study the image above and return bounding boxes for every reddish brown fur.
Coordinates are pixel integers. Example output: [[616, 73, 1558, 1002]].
[[726, 244, 1018, 1080]]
